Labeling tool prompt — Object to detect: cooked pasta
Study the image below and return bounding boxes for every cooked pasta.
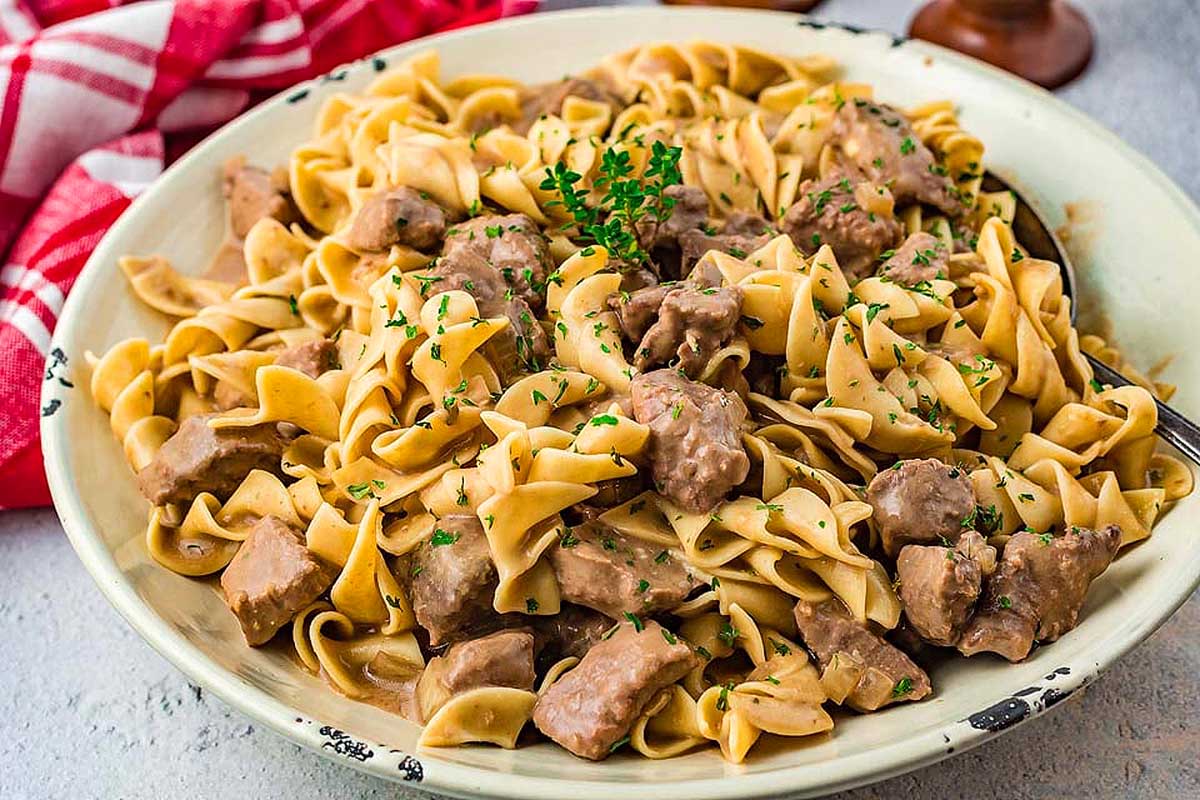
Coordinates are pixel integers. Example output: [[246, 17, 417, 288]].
[[87, 41, 1191, 764]]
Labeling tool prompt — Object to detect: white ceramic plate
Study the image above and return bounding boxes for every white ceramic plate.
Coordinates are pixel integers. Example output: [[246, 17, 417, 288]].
[[42, 7, 1200, 799]]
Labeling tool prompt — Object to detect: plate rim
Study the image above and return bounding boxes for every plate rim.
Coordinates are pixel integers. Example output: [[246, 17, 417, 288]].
[[40, 7, 1200, 799]]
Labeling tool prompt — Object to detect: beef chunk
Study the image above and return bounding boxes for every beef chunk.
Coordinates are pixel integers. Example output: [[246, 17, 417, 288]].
[[213, 380, 255, 411], [220, 516, 337, 646], [866, 458, 976, 558], [549, 521, 694, 619], [532, 619, 698, 760], [637, 184, 710, 250], [631, 370, 749, 513], [409, 515, 499, 646], [222, 156, 295, 240], [678, 229, 771, 274], [782, 174, 903, 280], [609, 283, 671, 343], [631, 284, 743, 377], [531, 603, 613, 666], [273, 338, 338, 379], [834, 100, 962, 216], [958, 525, 1121, 662], [415, 629, 536, 721], [441, 214, 551, 309], [428, 248, 550, 380], [516, 77, 623, 134], [897, 532, 997, 647], [345, 187, 448, 252], [879, 231, 948, 286], [721, 211, 775, 238], [793, 598, 931, 712], [136, 414, 290, 507]]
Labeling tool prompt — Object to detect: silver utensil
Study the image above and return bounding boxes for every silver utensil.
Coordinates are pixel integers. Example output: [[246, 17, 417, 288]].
[[983, 172, 1200, 466]]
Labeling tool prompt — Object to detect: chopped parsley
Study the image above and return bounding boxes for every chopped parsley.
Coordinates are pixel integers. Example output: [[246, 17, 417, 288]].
[[346, 480, 383, 500], [430, 528, 460, 547], [865, 302, 889, 324]]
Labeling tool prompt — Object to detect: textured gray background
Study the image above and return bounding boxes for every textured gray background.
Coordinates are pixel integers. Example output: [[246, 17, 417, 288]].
[[2, 1, 1198, 798]]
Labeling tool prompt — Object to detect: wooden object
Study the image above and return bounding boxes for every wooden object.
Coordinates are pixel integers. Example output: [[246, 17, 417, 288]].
[[908, 0, 1093, 89], [661, 0, 826, 12]]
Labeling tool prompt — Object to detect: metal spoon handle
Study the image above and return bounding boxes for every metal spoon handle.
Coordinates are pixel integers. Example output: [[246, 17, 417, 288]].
[[1086, 354, 1200, 466]]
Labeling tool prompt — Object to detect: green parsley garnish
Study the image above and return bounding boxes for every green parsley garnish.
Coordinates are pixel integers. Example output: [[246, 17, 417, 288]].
[[430, 528, 460, 547]]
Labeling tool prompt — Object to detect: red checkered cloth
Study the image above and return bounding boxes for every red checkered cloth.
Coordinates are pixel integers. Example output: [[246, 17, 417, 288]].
[[0, 0, 536, 510]]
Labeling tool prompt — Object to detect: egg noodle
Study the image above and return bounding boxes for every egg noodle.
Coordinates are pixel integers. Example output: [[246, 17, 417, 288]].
[[87, 42, 1192, 763]]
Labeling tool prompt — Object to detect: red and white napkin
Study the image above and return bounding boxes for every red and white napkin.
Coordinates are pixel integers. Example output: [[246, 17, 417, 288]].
[[0, 0, 536, 510]]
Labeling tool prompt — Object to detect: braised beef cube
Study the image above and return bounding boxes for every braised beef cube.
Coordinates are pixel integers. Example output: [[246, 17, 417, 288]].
[[834, 100, 962, 215], [618, 265, 659, 293], [415, 629, 536, 721], [897, 531, 997, 647], [409, 515, 499, 646], [442, 213, 552, 309], [958, 525, 1121, 662], [136, 414, 290, 506], [428, 248, 550, 380], [632, 284, 743, 378], [346, 187, 448, 252], [531, 603, 613, 666], [532, 619, 697, 760], [782, 174, 903, 280], [549, 521, 694, 619], [678, 228, 770, 273], [721, 211, 775, 238], [631, 370, 750, 513], [220, 516, 337, 646], [866, 458, 977, 557], [793, 598, 931, 712], [637, 184, 710, 250], [609, 283, 670, 342], [886, 621, 938, 667], [222, 156, 295, 240], [879, 232, 948, 286], [213, 380, 255, 411], [273, 338, 338, 378], [516, 77, 624, 134], [684, 258, 726, 290]]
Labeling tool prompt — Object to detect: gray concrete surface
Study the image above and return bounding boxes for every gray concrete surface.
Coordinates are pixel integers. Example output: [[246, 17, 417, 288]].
[[2, 1, 1198, 798]]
